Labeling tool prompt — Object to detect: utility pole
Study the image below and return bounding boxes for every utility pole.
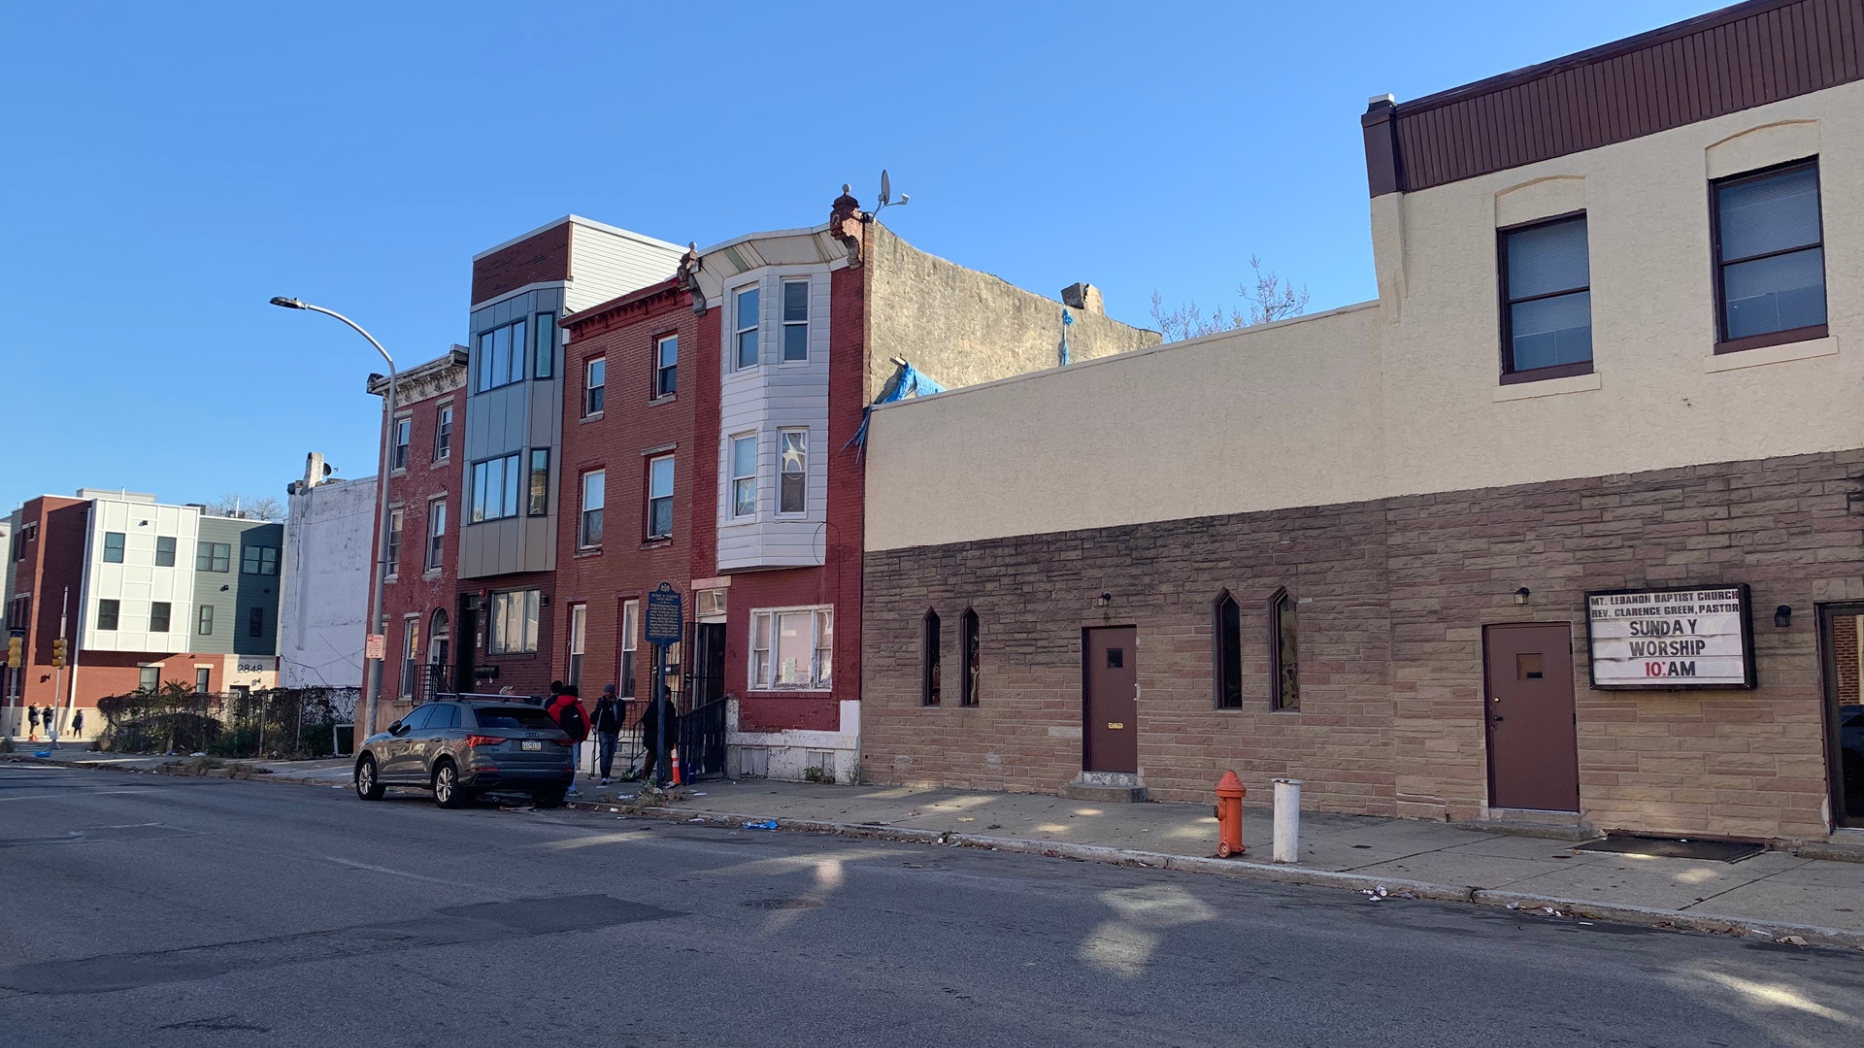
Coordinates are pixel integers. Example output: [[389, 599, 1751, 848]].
[[55, 587, 68, 735]]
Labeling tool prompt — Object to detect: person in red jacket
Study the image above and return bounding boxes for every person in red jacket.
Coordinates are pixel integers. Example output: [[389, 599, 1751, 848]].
[[545, 684, 592, 796]]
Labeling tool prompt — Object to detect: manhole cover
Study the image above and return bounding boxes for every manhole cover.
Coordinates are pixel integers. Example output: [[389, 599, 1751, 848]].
[[740, 899, 820, 910]]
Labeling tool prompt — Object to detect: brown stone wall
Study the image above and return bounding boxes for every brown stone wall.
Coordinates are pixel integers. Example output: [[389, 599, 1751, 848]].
[[862, 450, 1864, 841]]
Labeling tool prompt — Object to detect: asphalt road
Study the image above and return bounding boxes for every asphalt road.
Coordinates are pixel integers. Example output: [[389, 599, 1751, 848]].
[[1, 765, 1861, 1048]]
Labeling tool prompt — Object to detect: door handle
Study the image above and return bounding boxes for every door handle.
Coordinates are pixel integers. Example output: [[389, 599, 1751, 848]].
[[1490, 716, 1504, 723]]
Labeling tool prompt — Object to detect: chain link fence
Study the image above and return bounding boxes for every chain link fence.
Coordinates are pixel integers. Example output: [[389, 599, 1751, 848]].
[[96, 685, 359, 760]]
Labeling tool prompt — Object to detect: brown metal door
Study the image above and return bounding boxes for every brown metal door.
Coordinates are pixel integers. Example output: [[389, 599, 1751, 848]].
[[1084, 627, 1138, 773], [1483, 623, 1580, 812], [1818, 604, 1864, 828]]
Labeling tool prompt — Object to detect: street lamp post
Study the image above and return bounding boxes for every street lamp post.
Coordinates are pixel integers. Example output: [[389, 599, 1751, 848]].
[[270, 296, 397, 741]]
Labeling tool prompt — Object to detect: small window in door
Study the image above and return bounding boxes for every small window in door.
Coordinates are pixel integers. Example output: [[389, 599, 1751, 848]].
[[1106, 648, 1123, 669], [1516, 653, 1545, 680]]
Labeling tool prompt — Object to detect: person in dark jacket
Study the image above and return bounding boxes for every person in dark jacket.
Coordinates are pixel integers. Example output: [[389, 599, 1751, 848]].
[[590, 684, 624, 786], [639, 691, 679, 788], [545, 685, 591, 796]]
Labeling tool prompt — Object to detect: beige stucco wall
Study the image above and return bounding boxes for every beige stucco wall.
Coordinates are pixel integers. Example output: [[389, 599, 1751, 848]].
[[865, 224, 1161, 402], [865, 302, 1384, 550], [866, 79, 1863, 552]]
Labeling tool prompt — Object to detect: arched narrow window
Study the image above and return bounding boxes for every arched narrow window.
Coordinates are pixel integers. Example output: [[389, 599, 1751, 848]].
[[1269, 588, 1299, 711], [1213, 592, 1242, 709], [922, 610, 942, 706], [960, 609, 980, 707]]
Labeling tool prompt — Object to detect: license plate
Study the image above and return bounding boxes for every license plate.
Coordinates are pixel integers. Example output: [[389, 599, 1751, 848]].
[[521, 740, 542, 751]]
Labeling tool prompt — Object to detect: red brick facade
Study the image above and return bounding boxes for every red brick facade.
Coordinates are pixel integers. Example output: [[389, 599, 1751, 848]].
[[555, 280, 699, 716], [470, 223, 571, 307], [5, 497, 88, 716], [862, 450, 1864, 842], [370, 354, 467, 726]]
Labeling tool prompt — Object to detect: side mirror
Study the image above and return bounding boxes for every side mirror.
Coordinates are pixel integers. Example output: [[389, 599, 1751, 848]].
[[387, 720, 403, 734]]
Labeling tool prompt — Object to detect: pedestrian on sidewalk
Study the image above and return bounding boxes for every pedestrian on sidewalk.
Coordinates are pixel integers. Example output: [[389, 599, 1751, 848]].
[[639, 690, 679, 790], [71, 710, 83, 739], [591, 684, 623, 786], [27, 705, 40, 742], [545, 685, 590, 795], [47, 708, 60, 750]]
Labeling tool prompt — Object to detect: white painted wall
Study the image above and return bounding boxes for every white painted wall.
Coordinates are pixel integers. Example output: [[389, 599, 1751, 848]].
[[79, 497, 199, 654], [279, 477, 374, 689]]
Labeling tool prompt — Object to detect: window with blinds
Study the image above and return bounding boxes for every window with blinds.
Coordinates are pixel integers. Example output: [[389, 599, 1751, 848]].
[[1714, 160, 1826, 350], [1500, 214, 1592, 379]]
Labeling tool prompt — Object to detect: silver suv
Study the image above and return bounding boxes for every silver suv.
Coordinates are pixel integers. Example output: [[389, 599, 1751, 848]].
[[353, 701, 573, 809]]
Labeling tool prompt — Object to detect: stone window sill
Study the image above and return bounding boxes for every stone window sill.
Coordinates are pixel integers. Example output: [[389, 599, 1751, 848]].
[[1705, 334, 1837, 373], [579, 412, 604, 425], [650, 394, 676, 407], [572, 547, 602, 559], [1493, 370, 1602, 402]]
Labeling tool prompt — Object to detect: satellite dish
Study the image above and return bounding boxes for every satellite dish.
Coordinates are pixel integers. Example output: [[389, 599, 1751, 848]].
[[879, 169, 891, 207]]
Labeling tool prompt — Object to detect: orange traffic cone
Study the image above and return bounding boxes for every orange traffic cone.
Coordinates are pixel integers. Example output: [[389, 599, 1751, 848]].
[[669, 745, 683, 786]]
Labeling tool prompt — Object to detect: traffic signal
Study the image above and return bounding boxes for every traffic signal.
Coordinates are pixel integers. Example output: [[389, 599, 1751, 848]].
[[5, 636, 20, 669], [51, 638, 66, 668]]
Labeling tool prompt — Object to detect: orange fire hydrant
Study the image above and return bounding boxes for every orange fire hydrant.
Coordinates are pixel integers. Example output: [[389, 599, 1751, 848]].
[[1214, 770, 1246, 857]]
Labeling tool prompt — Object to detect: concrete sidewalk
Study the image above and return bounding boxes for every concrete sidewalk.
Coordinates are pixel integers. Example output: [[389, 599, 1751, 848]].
[[14, 750, 1864, 948], [556, 777, 1864, 947]]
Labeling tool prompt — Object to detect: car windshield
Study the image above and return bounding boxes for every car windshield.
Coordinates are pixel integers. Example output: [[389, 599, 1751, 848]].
[[471, 706, 558, 732]]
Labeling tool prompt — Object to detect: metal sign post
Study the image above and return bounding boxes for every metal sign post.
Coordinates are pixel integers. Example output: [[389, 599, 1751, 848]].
[[645, 583, 683, 787]]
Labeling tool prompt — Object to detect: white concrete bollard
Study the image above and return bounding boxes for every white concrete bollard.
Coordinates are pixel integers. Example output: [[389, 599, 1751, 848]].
[[1272, 778, 1302, 863]]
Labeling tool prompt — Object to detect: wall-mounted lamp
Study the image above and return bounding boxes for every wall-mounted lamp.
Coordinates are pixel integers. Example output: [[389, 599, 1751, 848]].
[[220, 585, 229, 592], [1095, 592, 1112, 608], [1774, 605, 1792, 628], [1514, 587, 1531, 606]]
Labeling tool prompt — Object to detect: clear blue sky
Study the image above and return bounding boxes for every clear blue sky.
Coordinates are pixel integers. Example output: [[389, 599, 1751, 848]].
[[0, 1, 1710, 514]]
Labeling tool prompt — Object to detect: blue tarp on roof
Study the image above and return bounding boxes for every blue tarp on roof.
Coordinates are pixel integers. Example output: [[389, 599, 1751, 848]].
[[846, 360, 947, 456]]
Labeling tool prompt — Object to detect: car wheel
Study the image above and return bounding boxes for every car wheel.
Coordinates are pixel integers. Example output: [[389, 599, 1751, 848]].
[[533, 787, 568, 809], [433, 760, 469, 809], [355, 756, 384, 800]]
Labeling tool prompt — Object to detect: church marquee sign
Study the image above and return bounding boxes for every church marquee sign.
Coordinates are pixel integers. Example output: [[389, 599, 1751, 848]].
[[1584, 585, 1756, 690]]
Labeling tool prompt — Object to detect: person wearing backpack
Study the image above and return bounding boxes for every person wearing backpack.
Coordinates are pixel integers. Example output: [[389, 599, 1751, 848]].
[[638, 689, 679, 790], [546, 685, 591, 795], [590, 684, 624, 786]]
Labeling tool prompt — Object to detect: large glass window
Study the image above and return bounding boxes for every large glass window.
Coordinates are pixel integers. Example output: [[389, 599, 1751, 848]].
[[782, 280, 809, 361], [528, 449, 550, 517], [731, 435, 757, 517], [470, 453, 522, 522], [655, 335, 678, 397], [584, 357, 606, 416], [620, 599, 639, 698], [476, 317, 529, 392], [241, 546, 279, 575], [533, 312, 556, 379], [1501, 214, 1591, 377], [579, 470, 605, 548], [103, 532, 125, 563], [749, 607, 833, 690], [488, 589, 541, 654], [647, 454, 674, 539], [155, 536, 176, 567], [427, 500, 446, 570], [734, 286, 760, 369], [197, 541, 231, 572], [1270, 589, 1299, 712], [1714, 160, 1826, 347], [778, 429, 807, 514], [97, 599, 120, 631]]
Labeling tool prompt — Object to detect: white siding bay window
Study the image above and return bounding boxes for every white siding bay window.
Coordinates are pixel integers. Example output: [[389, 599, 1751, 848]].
[[715, 267, 831, 572], [749, 606, 832, 691]]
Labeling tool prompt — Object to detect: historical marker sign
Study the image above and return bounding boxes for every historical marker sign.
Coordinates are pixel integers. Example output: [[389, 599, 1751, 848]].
[[1584, 584, 1755, 690], [645, 582, 684, 645]]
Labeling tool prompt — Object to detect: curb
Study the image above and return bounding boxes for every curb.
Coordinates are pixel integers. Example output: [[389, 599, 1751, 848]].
[[564, 799, 1864, 952]]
